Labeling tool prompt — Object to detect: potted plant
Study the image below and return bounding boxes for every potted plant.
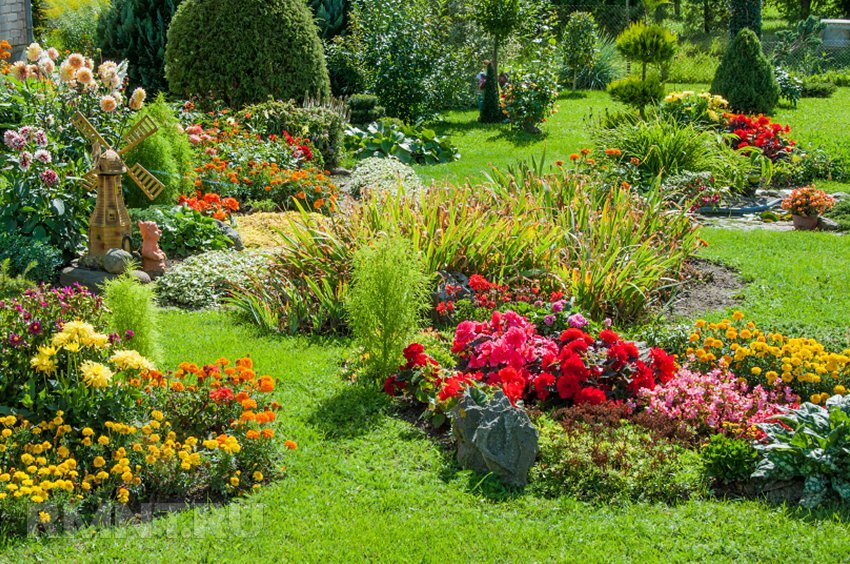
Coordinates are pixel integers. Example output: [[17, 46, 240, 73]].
[[781, 185, 835, 230]]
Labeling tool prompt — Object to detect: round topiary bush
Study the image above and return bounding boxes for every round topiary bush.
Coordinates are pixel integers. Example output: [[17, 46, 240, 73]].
[[711, 29, 779, 115], [165, 0, 331, 108]]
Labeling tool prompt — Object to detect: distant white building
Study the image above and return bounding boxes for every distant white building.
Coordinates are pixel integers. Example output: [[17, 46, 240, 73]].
[[822, 19, 850, 49], [0, 0, 33, 59]]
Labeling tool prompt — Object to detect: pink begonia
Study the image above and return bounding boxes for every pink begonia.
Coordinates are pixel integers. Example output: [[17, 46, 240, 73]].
[[638, 367, 795, 434]]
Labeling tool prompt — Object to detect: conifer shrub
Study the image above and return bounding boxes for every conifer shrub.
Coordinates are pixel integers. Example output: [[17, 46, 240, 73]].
[[711, 29, 779, 115], [615, 22, 677, 81], [123, 94, 194, 208], [348, 94, 385, 125], [165, 0, 331, 108], [479, 62, 502, 123], [97, 0, 182, 93], [345, 236, 431, 382], [103, 272, 162, 363], [607, 75, 664, 117]]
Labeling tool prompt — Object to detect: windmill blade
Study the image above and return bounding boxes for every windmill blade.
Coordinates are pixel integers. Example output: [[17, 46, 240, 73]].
[[79, 169, 98, 191], [70, 111, 112, 152], [127, 163, 165, 201], [119, 115, 158, 156]]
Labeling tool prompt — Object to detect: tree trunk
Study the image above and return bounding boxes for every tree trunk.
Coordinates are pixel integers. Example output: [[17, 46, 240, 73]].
[[800, 0, 811, 18], [703, 0, 711, 34]]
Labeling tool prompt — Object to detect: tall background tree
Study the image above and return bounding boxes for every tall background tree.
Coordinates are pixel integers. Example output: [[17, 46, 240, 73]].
[[98, 0, 183, 93], [474, 0, 521, 79], [730, 0, 762, 37]]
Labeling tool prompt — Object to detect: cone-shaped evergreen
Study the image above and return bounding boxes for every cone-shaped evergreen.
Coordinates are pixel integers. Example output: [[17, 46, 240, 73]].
[[711, 28, 778, 114], [479, 62, 503, 123]]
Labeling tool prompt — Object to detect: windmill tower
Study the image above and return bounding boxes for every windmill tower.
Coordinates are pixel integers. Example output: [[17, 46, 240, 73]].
[[71, 111, 165, 258]]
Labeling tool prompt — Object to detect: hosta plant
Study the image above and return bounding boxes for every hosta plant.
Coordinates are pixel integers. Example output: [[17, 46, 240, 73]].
[[754, 395, 850, 507], [345, 121, 459, 165]]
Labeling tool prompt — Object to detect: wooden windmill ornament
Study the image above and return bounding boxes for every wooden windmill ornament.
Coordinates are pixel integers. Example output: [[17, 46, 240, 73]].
[[71, 110, 165, 258]]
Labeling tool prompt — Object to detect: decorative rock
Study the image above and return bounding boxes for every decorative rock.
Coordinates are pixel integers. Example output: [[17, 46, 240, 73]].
[[103, 248, 134, 274], [214, 219, 244, 251], [818, 216, 841, 231], [60, 266, 150, 292], [451, 390, 539, 487]]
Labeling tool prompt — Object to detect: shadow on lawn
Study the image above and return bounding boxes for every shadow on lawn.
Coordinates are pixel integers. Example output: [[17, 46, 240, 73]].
[[307, 383, 390, 440]]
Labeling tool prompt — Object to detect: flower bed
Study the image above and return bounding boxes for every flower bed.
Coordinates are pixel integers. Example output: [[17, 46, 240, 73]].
[[0, 285, 294, 538]]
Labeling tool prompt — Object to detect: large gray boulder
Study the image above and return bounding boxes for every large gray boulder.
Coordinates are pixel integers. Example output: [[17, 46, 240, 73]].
[[451, 390, 539, 487]]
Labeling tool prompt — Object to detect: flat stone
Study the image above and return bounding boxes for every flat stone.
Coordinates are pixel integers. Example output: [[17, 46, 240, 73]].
[[103, 248, 134, 274], [60, 267, 151, 292], [818, 216, 841, 231]]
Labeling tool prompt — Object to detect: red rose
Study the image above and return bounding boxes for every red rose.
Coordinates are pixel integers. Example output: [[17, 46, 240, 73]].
[[402, 343, 425, 362]]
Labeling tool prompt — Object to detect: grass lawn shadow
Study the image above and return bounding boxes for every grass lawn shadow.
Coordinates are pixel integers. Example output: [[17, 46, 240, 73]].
[[307, 381, 390, 440]]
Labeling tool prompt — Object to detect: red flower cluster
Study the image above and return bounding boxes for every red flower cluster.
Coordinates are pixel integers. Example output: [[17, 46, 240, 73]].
[[451, 311, 676, 407], [178, 190, 239, 221], [724, 113, 794, 162], [436, 274, 547, 318], [383, 343, 439, 396]]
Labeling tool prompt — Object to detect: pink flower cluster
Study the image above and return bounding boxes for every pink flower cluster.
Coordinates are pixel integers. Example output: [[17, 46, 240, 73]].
[[638, 367, 796, 434]]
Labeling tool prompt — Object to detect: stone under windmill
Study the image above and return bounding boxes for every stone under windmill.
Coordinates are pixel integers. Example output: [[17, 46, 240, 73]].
[[70, 110, 165, 258]]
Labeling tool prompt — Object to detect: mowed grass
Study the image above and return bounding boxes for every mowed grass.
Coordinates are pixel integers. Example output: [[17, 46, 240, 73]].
[[6, 308, 850, 562], [416, 86, 850, 189], [699, 227, 850, 348]]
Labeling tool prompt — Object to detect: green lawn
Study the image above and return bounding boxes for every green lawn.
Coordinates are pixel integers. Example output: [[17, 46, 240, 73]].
[[699, 228, 850, 349], [8, 245, 850, 561], [416, 87, 850, 189]]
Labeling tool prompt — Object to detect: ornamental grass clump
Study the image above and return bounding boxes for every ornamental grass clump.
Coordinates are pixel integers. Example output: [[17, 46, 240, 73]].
[[232, 162, 702, 334], [346, 236, 432, 381]]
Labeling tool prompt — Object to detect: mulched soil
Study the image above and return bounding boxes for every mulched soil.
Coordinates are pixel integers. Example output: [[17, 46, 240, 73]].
[[666, 258, 746, 319]]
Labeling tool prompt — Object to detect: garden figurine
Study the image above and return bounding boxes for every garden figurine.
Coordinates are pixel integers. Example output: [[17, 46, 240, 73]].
[[138, 220, 167, 273]]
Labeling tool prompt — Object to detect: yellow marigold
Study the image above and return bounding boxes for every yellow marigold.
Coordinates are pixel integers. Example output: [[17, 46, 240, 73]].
[[116, 488, 130, 504]]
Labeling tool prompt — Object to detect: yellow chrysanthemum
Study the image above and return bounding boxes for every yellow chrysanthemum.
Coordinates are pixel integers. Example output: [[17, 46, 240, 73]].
[[81, 361, 113, 388]]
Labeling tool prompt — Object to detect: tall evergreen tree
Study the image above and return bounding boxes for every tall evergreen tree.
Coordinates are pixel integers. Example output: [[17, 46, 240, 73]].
[[479, 62, 502, 123]]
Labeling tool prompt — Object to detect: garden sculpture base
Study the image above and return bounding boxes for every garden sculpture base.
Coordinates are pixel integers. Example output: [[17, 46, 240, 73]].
[[60, 262, 151, 292]]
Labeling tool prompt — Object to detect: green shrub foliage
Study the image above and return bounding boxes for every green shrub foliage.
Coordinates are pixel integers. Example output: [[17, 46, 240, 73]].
[[345, 236, 431, 381], [98, 0, 182, 93], [103, 272, 162, 363], [474, 0, 521, 75], [123, 94, 194, 208], [615, 22, 677, 81], [325, 37, 367, 97], [0, 259, 36, 300], [701, 434, 759, 484], [479, 62, 502, 123], [607, 75, 664, 117], [348, 94, 385, 125], [729, 0, 761, 38], [0, 232, 63, 283], [711, 29, 779, 115], [309, 0, 350, 38], [165, 0, 331, 107]]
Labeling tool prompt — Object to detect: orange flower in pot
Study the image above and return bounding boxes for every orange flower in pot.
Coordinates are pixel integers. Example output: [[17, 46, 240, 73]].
[[781, 185, 835, 230]]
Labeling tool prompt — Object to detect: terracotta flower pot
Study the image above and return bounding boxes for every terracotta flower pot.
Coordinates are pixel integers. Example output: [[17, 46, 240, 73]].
[[792, 214, 819, 231]]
